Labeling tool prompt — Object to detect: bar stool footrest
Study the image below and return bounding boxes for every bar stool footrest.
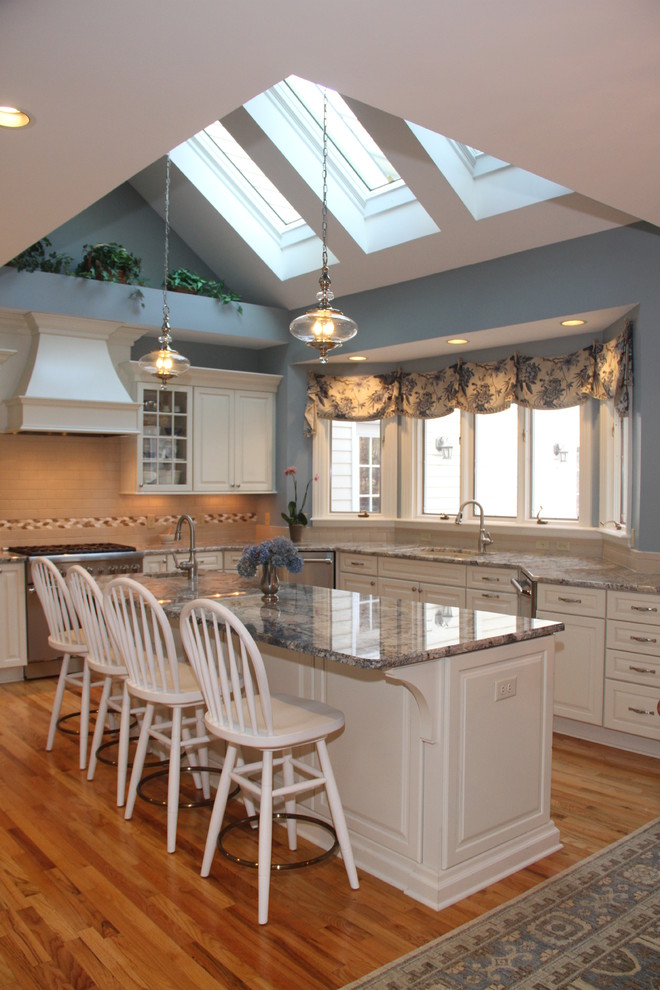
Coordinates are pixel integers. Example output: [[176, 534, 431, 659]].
[[217, 812, 339, 871]]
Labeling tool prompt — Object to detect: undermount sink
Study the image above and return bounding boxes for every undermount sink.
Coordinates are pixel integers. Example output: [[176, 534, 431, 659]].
[[413, 546, 483, 557]]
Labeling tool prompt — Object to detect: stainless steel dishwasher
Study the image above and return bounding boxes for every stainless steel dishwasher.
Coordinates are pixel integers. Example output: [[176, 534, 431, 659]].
[[285, 549, 335, 588]]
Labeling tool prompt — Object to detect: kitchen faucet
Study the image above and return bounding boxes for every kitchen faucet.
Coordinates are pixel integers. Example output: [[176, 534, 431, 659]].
[[174, 514, 198, 581], [455, 500, 493, 554]]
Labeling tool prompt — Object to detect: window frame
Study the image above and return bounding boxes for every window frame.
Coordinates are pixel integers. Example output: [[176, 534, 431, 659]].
[[312, 417, 398, 521], [313, 399, 627, 535]]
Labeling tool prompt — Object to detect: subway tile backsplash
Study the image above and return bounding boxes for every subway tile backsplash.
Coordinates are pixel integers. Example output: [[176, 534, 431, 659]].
[[0, 433, 259, 546]]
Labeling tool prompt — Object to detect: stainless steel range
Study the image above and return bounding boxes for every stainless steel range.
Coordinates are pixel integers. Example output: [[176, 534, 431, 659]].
[[5, 542, 144, 679]]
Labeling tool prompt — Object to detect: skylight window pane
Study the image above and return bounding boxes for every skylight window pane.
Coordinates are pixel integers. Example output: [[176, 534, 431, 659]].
[[285, 76, 400, 192], [204, 120, 302, 227]]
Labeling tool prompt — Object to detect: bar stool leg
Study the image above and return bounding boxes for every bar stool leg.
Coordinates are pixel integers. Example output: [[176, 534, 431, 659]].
[[46, 653, 71, 752]]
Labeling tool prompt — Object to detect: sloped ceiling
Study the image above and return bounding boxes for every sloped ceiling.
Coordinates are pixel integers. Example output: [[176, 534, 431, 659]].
[[2, 0, 659, 317]]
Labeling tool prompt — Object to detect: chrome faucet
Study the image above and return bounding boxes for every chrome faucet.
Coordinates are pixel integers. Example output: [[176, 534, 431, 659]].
[[174, 513, 198, 580], [455, 500, 493, 554]]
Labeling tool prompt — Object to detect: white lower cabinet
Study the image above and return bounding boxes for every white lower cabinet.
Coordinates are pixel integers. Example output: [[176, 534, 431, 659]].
[[0, 562, 27, 672], [377, 556, 467, 607], [336, 552, 379, 594], [536, 583, 606, 724], [605, 590, 660, 741], [466, 566, 518, 615]]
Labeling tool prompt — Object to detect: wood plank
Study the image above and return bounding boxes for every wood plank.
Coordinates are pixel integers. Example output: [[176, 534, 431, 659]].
[[0, 679, 657, 988]]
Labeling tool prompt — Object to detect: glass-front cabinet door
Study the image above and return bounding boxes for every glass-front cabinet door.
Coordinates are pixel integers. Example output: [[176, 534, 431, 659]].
[[139, 384, 192, 491]]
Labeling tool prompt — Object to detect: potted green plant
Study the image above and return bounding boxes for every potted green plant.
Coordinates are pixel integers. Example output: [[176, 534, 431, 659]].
[[6, 237, 72, 274], [75, 242, 146, 285], [167, 267, 242, 311], [281, 466, 317, 542]]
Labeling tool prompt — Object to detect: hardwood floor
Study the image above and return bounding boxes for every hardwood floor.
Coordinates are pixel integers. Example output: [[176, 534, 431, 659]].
[[0, 678, 658, 989]]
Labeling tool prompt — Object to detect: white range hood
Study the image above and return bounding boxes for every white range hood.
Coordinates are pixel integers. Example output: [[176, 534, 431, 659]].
[[3, 312, 141, 434]]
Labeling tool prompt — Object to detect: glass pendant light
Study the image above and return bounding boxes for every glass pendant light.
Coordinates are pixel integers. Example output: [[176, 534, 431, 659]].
[[289, 89, 357, 362], [139, 156, 191, 387]]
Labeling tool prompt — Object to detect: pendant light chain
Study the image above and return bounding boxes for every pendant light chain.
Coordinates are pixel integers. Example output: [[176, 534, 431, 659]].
[[288, 83, 357, 360], [321, 91, 328, 279], [162, 155, 171, 329]]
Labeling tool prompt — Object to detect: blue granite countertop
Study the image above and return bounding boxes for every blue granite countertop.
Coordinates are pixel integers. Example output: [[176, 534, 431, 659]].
[[132, 572, 563, 671]]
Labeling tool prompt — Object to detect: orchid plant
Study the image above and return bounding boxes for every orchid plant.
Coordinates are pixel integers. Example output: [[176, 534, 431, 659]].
[[281, 466, 318, 527]]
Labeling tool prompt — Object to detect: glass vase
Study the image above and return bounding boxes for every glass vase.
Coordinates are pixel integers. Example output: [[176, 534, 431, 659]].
[[260, 561, 280, 603]]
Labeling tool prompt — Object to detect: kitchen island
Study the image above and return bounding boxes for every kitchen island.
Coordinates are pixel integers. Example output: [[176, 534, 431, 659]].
[[136, 573, 564, 910]]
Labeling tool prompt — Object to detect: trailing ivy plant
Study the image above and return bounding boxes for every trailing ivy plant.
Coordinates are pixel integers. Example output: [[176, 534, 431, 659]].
[[6, 237, 73, 274], [167, 267, 242, 312], [75, 242, 146, 285]]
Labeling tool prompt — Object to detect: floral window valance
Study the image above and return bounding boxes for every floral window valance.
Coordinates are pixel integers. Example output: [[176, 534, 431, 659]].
[[304, 321, 633, 434]]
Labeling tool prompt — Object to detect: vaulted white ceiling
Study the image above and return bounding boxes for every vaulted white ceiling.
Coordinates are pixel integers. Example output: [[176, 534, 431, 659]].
[[2, 0, 659, 315]]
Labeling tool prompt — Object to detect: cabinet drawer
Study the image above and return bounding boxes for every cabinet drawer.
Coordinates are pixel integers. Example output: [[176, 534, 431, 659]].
[[338, 572, 378, 594], [339, 553, 378, 577], [378, 555, 466, 586], [604, 680, 660, 741], [607, 589, 660, 625], [535, 583, 606, 618], [223, 550, 243, 571], [143, 554, 170, 574], [196, 551, 223, 572], [606, 648, 660, 688], [606, 619, 660, 657], [467, 566, 516, 590], [466, 588, 518, 615]]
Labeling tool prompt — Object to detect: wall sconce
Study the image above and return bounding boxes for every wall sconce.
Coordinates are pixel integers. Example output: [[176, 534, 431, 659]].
[[553, 443, 568, 462], [435, 436, 453, 459]]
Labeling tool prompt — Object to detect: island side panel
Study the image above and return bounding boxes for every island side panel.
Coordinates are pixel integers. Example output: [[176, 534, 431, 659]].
[[260, 644, 425, 890]]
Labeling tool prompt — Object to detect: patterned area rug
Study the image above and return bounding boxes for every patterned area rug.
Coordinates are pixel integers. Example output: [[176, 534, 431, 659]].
[[342, 818, 659, 989]]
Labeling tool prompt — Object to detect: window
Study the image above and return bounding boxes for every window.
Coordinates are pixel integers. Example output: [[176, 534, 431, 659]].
[[474, 405, 518, 517], [314, 399, 624, 532], [331, 420, 381, 513], [415, 402, 594, 527], [423, 410, 461, 514], [313, 418, 397, 519], [531, 406, 580, 520]]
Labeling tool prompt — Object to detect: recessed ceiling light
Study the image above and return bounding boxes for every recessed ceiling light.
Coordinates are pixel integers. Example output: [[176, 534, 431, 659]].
[[561, 318, 586, 327], [447, 337, 468, 345], [0, 106, 31, 128], [348, 355, 367, 362]]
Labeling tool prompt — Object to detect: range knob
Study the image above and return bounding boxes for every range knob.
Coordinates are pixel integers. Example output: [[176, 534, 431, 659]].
[[120, 563, 130, 573], [108, 564, 118, 575]]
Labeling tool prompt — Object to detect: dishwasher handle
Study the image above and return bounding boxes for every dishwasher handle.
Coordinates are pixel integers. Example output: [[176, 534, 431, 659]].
[[511, 576, 532, 597]]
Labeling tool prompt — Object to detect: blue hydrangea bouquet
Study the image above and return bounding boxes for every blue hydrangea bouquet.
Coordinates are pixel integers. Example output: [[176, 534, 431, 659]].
[[236, 537, 304, 578]]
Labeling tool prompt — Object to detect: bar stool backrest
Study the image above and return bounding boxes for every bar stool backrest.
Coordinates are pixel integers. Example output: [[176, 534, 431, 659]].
[[180, 598, 273, 739], [32, 556, 83, 649], [66, 565, 118, 671], [103, 577, 184, 700]]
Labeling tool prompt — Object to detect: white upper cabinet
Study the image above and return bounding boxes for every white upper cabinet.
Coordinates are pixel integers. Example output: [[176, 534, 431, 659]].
[[124, 365, 281, 494], [193, 386, 275, 492]]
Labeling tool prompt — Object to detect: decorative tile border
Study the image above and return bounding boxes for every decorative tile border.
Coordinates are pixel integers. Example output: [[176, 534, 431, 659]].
[[0, 513, 257, 532]]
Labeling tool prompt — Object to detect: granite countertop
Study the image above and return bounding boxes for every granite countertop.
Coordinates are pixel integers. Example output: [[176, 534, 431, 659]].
[[5, 538, 660, 593], [131, 572, 563, 671]]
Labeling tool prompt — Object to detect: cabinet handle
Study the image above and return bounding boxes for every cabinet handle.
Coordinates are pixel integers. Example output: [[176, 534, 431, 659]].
[[482, 592, 501, 599], [631, 605, 658, 612], [558, 595, 582, 603], [628, 706, 655, 716], [481, 576, 500, 583], [630, 635, 657, 644], [629, 665, 656, 674], [349, 561, 365, 567]]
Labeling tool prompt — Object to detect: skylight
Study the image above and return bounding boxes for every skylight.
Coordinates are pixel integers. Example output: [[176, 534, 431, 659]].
[[204, 120, 303, 229], [284, 76, 400, 193]]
